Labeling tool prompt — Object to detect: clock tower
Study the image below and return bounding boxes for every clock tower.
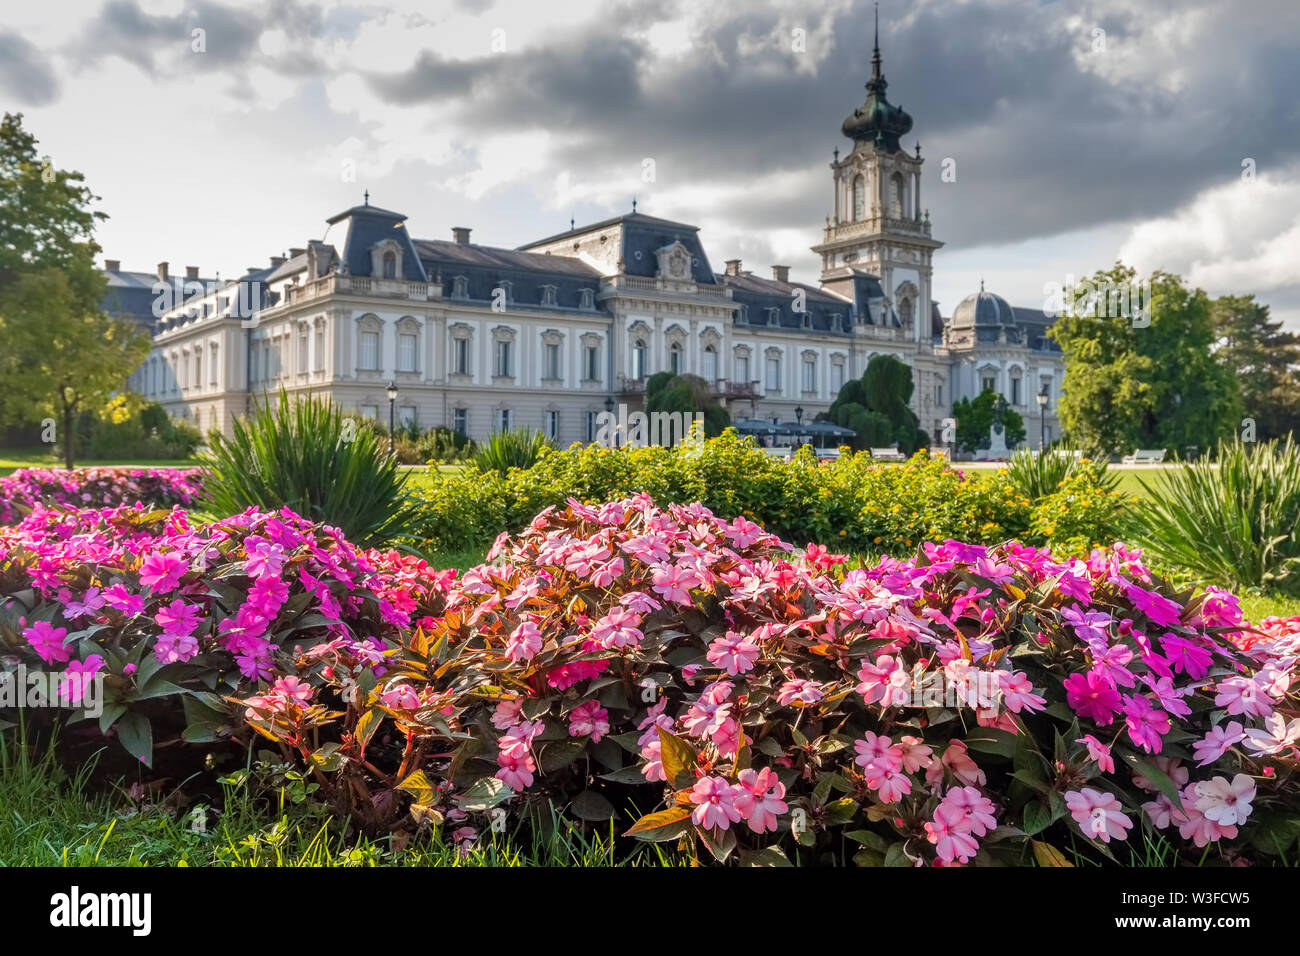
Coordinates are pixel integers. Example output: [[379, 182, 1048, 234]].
[[813, 9, 943, 343]]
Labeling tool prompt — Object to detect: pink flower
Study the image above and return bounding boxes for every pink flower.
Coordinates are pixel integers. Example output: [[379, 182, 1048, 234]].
[[1193, 721, 1244, 766], [650, 563, 697, 605], [1174, 784, 1238, 846], [897, 735, 935, 773], [856, 654, 907, 706], [998, 671, 1046, 714], [1063, 669, 1123, 724], [776, 679, 824, 707], [941, 740, 986, 787], [139, 550, 187, 592], [505, 620, 544, 662], [1214, 676, 1273, 720], [1123, 694, 1170, 754], [733, 767, 788, 833], [854, 732, 903, 783], [1077, 734, 1115, 774], [567, 700, 610, 742], [24, 621, 70, 664], [688, 776, 743, 831], [379, 684, 421, 710], [588, 606, 642, 650], [1064, 788, 1132, 843], [706, 632, 761, 676], [57, 655, 105, 705], [154, 632, 199, 664], [925, 803, 978, 864], [155, 599, 202, 637], [1193, 774, 1256, 827], [491, 698, 523, 730], [943, 786, 997, 837], [495, 752, 535, 791]]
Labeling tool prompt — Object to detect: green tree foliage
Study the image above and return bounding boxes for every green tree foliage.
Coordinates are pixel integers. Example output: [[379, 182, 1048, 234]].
[[644, 372, 730, 437], [826, 354, 928, 453], [952, 389, 1027, 454], [1211, 294, 1300, 442], [1049, 263, 1241, 456], [0, 113, 149, 467]]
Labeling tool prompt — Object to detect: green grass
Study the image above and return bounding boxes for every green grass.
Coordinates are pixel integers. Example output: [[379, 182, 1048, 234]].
[[0, 448, 196, 478], [1237, 591, 1300, 622], [0, 736, 682, 867], [958, 461, 1152, 499]]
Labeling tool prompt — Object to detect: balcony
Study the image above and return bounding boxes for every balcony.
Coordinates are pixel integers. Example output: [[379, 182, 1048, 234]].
[[283, 274, 439, 306], [600, 275, 734, 301]]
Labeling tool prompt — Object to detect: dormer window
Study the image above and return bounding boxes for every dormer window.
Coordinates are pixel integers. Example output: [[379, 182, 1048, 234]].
[[766, 307, 781, 326], [579, 288, 595, 310], [736, 304, 748, 325], [496, 280, 513, 303], [540, 285, 558, 307], [452, 275, 468, 298], [382, 251, 397, 279]]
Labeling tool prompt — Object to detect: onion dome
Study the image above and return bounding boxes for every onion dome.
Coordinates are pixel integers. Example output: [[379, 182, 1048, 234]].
[[841, 9, 913, 152]]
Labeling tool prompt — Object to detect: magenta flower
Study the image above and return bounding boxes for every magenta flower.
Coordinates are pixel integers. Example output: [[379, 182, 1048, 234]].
[[1064, 788, 1132, 843], [567, 700, 610, 742], [1122, 694, 1170, 754], [139, 550, 187, 592], [1077, 734, 1115, 774], [1193, 721, 1244, 765], [688, 776, 743, 831], [1063, 669, 1123, 725], [154, 633, 199, 664], [505, 620, 544, 663], [24, 621, 70, 664], [57, 655, 105, 705], [155, 599, 202, 637]]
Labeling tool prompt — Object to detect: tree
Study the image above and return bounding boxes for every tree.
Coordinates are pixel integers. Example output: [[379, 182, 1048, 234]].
[[0, 112, 149, 467], [1211, 294, 1300, 442], [826, 354, 928, 452], [1049, 263, 1240, 456], [644, 373, 730, 437], [952, 389, 1026, 453]]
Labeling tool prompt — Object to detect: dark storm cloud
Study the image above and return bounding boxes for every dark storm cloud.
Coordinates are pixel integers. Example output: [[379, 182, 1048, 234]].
[[360, 0, 1300, 251], [0, 32, 60, 105]]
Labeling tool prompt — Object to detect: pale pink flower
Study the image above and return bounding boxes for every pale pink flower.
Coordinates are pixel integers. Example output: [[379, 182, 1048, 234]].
[[776, 679, 824, 707], [567, 700, 610, 742], [944, 786, 997, 837], [689, 776, 743, 831], [733, 767, 788, 833], [1193, 721, 1244, 766], [1064, 788, 1132, 843], [706, 632, 761, 676], [505, 620, 544, 662], [1193, 774, 1256, 828], [1077, 734, 1115, 773], [925, 803, 978, 864]]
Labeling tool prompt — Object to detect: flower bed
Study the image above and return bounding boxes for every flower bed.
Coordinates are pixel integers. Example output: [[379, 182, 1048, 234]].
[[0, 467, 206, 525], [233, 494, 1300, 866], [0, 503, 452, 765]]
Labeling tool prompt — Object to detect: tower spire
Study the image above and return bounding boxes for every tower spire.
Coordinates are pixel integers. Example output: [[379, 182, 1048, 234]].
[[869, 2, 885, 93]]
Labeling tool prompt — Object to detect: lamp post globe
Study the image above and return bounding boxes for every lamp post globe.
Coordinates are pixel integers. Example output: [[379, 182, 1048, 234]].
[[386, 381, 398, 456]]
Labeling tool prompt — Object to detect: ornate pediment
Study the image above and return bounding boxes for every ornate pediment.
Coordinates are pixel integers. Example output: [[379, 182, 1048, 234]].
[[655, 241, 693, 281]]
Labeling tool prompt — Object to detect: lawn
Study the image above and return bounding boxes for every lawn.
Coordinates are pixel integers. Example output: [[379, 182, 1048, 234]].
[[0, 448, 196, 478]]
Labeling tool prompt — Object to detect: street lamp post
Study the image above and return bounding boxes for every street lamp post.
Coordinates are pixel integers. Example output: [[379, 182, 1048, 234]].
[[795, 405, 804, 424], [386, 381, 398, 456], [1036, 385, 1049, 451]]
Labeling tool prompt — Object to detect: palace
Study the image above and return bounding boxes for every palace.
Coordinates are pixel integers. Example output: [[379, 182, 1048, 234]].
[[104, 26, 1063, 451]]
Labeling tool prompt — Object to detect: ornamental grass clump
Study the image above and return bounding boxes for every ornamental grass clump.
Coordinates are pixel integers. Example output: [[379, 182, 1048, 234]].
[[199, 390, 419, 546], [1135, 437, 1300, 591], [238, 494, 1300, 866]]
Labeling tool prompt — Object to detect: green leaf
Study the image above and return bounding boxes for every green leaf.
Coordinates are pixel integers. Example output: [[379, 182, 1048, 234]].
[[741, 845, 792, 867], [115, 711, 153, 767], [1022, 799, 1063, 836], [1122, 752, 1185, 812], [625, 805, 692, 841], [697, 824, 737, 863], [657, 727, 700, 789], [354, 707, 382, 752], [456, 776, 512, 811], [570, 790, 616, 822], [963, 727, 1018, 759]]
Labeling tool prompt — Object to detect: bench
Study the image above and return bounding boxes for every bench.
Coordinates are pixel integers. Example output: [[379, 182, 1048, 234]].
[[815, 448, 841, 460], [762, 446, 793, 458], [1121, 448, 1166, 465], [869, 446, 906, 461]]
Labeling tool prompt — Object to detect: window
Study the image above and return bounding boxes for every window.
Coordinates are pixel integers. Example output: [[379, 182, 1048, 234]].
[[585, 411, 597, 443], [194, 351, 202, 389], [853, 175, 865, 221], [360, 330, 380, 371], [545, 410, 559, 440], [453, 408, 468, 435], [935, 383, 943, 406], [579, 288, 595, 310], [735, 354, 750, 383], [209, 344, 219, 385], [497, 408, 511, 431], [314, 323, 325, 371], [831, 361, 845, 393], [981, 374, 996, 394], [898, 298, 913, 327], [633, 339, 647, 379], [382, 251, 397, 279], [398, 332, 417, 372], [361, 404, 379, 420], [702, 345, 717, 382], [669, 343, 683, 375], [891, 172, 905, 218], [584, 345, 600, 381], [452, 275, 468, 298], [399, 405, 417, 427], [495, 340, 512, 377], [297, 327, 308, 373], [801, 355, 816, 393], [541, 285, 557, 307], [1010, 375, 1021, 406], [766, 355, 781, 392], [545, 342, 561, 379], [454, 338, 469, 375], [765, 307, 780, 326]]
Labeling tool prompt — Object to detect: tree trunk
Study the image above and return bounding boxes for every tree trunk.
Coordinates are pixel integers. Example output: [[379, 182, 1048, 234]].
[[63, 402, 74, 469]]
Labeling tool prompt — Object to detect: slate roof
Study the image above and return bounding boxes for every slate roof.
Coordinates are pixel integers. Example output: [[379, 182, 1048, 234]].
[[521, 212, 720, 286], [721, 272, 855, 334], [414, 239, 606, 314]]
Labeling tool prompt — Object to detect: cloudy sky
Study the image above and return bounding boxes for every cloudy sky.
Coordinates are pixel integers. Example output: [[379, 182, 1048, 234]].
[[5, 0, 1298, 326]]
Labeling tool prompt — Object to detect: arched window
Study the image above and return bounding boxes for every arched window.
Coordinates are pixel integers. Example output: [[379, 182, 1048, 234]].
[[898, 297, 914, 328], [852, 175, 866, 221], [669, 342, 683, 375], [382, 251, 397, 279], [633, 339, 648, 379], [891, 172, 905, 218], [702, 344, 717, 382]]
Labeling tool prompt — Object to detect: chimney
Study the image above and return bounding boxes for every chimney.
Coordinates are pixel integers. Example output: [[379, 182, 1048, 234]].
[[289, 247, 306, 258], [270, 255, 286, 268], [157, 261, 169, 281], [104, 259, 120, 272], [452, 227, 472, 245], [771, 265, 790, 283], [724, 258, 742, 276], [185, 265, 200, 280]]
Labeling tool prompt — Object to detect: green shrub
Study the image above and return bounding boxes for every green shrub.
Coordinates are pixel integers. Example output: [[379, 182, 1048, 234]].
[[412, 431, 1034, 556], [1133, 437, 1300, 590], [416, 426, 474, 464], [471, 428, 551, 474], [199, 390, 419, 545], [1028, 460, 1134, 557]]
